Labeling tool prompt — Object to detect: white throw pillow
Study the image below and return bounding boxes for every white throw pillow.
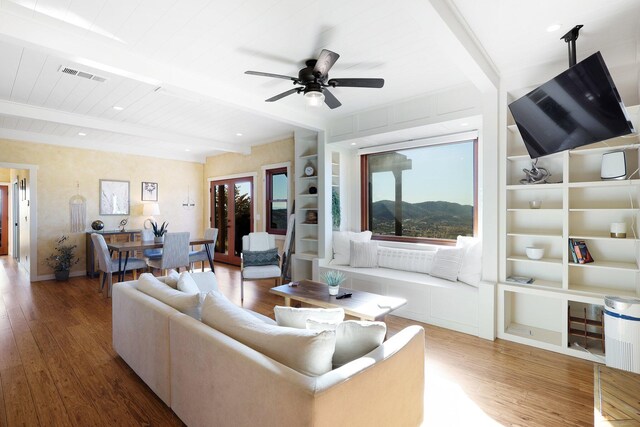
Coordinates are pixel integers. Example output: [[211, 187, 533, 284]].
[[162, 269, 180, 289], [350, 241, 378, 268], [191, 271, 218, 293], [456, 236, 482, 287], [332, 231, 372, 265], [306, 319, 387, 367], [377, 246, 434, 274], [177, 272, 200, 294], [137, 273, 202, 319], [430, 247, 465, 282], [202, 292, 336, 376], [274, 306, 345, 329]]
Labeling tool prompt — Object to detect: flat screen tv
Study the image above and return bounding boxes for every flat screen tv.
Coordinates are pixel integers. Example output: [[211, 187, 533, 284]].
[[508, 51, 635, 159]]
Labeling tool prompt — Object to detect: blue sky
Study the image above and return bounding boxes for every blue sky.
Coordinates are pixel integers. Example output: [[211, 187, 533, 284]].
[[371, 140, 474, 205]]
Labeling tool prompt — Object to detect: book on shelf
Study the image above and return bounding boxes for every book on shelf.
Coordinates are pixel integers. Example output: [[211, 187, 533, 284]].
[[506, 276, 535, 284], [570, 239, 594, 264]]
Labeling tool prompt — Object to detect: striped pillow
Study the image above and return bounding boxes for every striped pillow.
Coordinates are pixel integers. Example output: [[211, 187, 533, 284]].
[[349, 241, 378, 268]]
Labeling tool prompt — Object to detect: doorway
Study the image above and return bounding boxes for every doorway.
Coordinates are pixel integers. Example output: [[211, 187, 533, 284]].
[[211, 177, 253, 266], [0, 185, 7, 256]]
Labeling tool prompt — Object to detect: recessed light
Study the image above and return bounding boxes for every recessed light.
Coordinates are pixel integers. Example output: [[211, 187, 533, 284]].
[[185, 149, 191, 152], [350, 142, 357, 146], [113, 106, 124, 111], [78, 132, 87, 136], [460, 122, 469, 127], [236, 133, 243, 137], [546, 24, 562, 32]]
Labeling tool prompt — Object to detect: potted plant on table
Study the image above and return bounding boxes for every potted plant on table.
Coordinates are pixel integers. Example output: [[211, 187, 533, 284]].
[[45, 235, 79, 281], [151, 221, 168, 243], [320, 270, 346, 296]]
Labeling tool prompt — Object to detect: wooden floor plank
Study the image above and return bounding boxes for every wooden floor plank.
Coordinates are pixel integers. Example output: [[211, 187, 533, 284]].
[[1, 366, 40, 426]]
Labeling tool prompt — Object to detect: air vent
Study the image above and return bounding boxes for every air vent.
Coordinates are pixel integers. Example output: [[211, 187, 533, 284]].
[[58, 65, 107, 83]]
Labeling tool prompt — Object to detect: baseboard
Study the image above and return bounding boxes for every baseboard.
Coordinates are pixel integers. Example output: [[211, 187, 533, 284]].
[[35, 270, 87, 282]]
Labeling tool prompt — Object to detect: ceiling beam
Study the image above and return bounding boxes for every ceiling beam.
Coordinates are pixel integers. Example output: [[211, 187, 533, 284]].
[[423, 0, 500, 92], [0, 7, 327, 132], [0, 99, 249, 154]]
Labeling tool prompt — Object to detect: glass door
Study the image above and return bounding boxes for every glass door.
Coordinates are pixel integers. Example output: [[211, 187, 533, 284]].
[[211, 177, 253, 265], [0, 185, 7, 256]]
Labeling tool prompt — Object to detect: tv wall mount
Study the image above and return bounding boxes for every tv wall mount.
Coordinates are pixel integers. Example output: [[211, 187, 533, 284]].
[[561, 25, 583, 67]]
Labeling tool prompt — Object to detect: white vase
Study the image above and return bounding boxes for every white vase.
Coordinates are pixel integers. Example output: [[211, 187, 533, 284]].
[[154, 235, 164, 243], [328, 285, 339, 296]]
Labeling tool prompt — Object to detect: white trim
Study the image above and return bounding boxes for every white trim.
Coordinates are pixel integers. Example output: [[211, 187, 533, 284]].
[[35, 270, 87, 282], [207, 172, 259, 233], [261, 162, 291, 234], [0, 162, 38, 281], [357, 130, 479, 155]]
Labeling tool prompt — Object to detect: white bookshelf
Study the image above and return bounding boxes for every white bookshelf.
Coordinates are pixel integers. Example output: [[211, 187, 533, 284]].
[[498, 104, 640, 362]]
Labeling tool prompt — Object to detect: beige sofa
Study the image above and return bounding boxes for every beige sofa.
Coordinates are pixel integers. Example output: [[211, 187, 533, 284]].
[[112, 273, 425, 427]]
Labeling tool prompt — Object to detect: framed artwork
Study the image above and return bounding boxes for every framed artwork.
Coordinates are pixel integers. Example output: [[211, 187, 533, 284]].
[[142, 182, 158, 201], [100, 179, 130, 215]]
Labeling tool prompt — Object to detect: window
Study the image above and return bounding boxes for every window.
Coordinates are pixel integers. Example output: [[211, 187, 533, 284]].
[[266, 167, 288, 235], [361, 139, 477, 243]]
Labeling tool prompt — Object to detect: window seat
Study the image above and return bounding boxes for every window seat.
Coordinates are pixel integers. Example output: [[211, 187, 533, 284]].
[[315, 259, 494, 340]]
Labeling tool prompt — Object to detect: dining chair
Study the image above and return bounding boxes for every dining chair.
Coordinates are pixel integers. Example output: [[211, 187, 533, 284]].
[[90, 233, 147, 297], [140, 229, 162, 261], [240, 232, 281, 301], [147, 232, 190, 275], [189, 228, 218, 272]]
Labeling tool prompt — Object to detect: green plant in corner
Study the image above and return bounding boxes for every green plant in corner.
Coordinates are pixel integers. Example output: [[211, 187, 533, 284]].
[[151, 221, 168, 237], [331, 188, 341, 230], [45, 235, 79, 280]]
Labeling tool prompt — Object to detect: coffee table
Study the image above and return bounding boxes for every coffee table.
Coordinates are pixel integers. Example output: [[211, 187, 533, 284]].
[[270, 280, 407, 321]]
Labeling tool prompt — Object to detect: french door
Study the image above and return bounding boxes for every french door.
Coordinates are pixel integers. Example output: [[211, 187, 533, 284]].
[[0, 185, 7, 256], [211, 177, 253, 266]]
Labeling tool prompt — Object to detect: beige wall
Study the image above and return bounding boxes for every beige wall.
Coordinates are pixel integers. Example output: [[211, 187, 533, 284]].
[[0, 168, 9, 182], [204, 137, 295, 234], [0, 138, 204, 278]]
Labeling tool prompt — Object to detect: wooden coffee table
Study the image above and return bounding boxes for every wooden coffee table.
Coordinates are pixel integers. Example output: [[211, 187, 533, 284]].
[[270, 280, 407, 321]]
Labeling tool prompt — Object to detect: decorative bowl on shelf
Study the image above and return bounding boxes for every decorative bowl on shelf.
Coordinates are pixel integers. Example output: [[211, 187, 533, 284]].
[[525, 247, 545, 260], [529, 200, 542, 209]]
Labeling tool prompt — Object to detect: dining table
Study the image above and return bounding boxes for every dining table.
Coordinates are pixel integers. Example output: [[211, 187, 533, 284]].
[[107, 237, 215, 281]]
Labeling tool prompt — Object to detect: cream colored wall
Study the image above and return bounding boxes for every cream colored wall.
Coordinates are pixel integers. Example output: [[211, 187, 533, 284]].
[[204, 137, 295, 236], [0, 168, 9, 182], [0, 138, 204, 278]]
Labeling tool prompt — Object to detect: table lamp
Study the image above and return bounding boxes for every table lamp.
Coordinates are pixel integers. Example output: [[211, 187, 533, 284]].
[[143, 202, 160, 229]]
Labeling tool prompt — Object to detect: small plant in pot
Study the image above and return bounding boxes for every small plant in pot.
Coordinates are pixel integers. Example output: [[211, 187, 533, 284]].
[[320, 270, 346, 296], [151, 221, 168, 243], [45, 235, 79, 281]]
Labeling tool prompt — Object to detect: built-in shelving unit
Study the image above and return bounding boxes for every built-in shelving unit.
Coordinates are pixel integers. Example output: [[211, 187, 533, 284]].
[[499, 104, 640, 362]]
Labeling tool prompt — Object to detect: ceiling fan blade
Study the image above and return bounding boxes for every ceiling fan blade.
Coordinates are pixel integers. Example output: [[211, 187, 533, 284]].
[[265, 88, 300, 102], [245, 71, 298, 82], [323, 89, 342, 109], [313, 49, 340, 78], [328, 78, 384, 88]]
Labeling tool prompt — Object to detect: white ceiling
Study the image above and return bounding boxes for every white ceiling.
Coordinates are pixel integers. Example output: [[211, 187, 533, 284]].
[[0, 0, 638, 162]]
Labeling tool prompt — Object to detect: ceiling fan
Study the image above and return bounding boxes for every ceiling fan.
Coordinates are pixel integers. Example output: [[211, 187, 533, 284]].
[[245, 49, 384, 109]]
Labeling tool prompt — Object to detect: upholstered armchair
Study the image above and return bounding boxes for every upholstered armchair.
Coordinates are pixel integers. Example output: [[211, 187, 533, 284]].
[[240, 232, 281, 301]]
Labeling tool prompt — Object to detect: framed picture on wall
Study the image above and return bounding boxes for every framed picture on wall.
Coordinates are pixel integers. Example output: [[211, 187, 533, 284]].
[[142, 182, 158, 201], [100, 179, 130, 215]]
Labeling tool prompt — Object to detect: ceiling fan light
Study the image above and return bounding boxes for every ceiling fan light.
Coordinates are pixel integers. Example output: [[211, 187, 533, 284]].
[[304, 90, 325, 107]]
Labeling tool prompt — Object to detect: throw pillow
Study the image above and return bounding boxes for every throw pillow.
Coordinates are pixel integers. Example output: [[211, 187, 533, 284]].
[[430, 247, 465, 282], [162, 269, 180, 289], [274, 306, 345, 329], [456, 236, 482, 287], [350, 240, 378, 268], [377, 246, 434, 274], [202, 292, 336, 376], [306, 319, 387, 368], [177, 272, 199, 294], [332, 231, 372, 265], [137, 273, 202, 319], [243, 248, 279, 267], [191, 271, 218, 293]]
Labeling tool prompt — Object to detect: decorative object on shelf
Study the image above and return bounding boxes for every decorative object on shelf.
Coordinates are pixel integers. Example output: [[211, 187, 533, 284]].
[[141, 182, 158, 201], [45, 235, 79, 281], [90, 220, 104, 231], [99, 179, 130, 215], [151, 221, 168, 243], [520, 160, 550, 185], [69, 182, 86, 233], [119, 218, 128, 232], [142, 203, 160, 229], [308, 185, 317, 194], [332, 188, 341, 230], [525, 247, 544, 260], [601, 150, 627, 180], [506, 276, 534, 284], [321, 270, 346, 296], [610, 222, 627, 238], [182, 185, 196, 210], [529, 200, 542, 209], [305, 210, 318, 224], [304, 161, 315, 177]]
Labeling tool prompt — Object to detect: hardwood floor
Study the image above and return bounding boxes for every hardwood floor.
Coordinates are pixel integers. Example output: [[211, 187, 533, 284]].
[[0, 257, 595, 426]]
